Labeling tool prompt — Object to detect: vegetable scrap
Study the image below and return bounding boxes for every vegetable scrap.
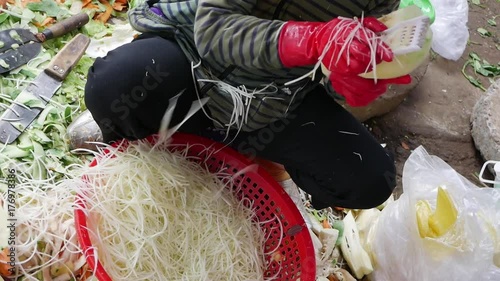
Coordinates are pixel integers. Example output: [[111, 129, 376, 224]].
[[462, 52, 500, 91], [94, 0, 112, 23], [294, 188, 392, 281], [3, 0, 132, 24], [487, 16, 497, 27], [26, 0, 69, 19], [0, 59, 9, 68], [111, 0, 127, 11], [77, 140, 267, 281]]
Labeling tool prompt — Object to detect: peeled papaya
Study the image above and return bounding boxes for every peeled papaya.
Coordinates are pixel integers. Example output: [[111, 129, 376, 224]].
[[359, 5, 432, 79]]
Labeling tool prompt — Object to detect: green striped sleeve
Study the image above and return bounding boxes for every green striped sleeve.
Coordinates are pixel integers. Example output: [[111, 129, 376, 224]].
[[366, 0, 400, 17], [194, 0, 286, 70]]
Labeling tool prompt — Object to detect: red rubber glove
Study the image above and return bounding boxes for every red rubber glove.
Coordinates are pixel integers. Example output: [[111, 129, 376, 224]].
[[278, 17, 393, 75], [329, 73, 412, 107], [278, 17, 412, 107]]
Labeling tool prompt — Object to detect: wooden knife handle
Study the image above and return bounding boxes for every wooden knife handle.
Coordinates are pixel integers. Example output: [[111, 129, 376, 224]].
[[39, 13, 90, 42], [45, 34, 90, 81]]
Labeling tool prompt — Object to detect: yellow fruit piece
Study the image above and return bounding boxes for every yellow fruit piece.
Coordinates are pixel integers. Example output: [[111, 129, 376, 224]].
[[415, 187, 458, 238], [358, 36, 432, 79], [416, 200, 432, 238], [429, 187, 458, 237], [494, 251, 500, 268]]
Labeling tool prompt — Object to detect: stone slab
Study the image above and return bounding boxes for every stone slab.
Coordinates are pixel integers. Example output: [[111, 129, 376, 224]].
[[471, 79, 500, 172]]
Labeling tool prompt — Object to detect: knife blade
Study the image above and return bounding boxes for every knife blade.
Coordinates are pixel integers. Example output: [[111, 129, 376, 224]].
[[0, 33, 90, 144], [0, 13, 90, 74]]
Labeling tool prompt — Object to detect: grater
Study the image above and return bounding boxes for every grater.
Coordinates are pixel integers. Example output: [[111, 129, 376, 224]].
[[381, 15, 431, 56]]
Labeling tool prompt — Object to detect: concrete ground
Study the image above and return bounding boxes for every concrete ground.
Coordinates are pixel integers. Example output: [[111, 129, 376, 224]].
[[367, 0, 500, 193]]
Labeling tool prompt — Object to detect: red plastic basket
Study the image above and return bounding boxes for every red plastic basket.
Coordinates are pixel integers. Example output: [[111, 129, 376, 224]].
[[74, 132, 316, 281]]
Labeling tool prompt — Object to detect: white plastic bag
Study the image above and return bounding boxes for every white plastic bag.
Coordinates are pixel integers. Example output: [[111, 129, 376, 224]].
[[370, 146, 500, 281], [429, 0, 469, 60]]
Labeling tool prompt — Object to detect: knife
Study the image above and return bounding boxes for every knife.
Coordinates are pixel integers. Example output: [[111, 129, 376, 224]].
[[0, 34, 90, 144], [0, 13, 90, 74]]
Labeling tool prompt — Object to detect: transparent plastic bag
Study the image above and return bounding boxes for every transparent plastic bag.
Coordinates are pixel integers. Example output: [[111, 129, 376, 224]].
[[370, 146, 500, 281], [428, 0, 469, 60]]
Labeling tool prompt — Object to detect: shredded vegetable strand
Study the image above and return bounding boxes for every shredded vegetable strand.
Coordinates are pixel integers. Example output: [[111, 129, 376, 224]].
[[3, 167, 86, 280], [285, 16, 386, 86], [76, 140, 270, 281], [195, 79, 278, 142]]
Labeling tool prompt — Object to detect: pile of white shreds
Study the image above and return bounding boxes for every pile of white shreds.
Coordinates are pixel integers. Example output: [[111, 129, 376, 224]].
[[4, 168, 87, 281], [76, 140, 267, 281]]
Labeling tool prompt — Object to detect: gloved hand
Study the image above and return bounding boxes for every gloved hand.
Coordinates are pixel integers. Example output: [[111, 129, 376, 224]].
[[329, 73, 412, 107], [278, 17, 393, 75], [278, 16, 412, 106]]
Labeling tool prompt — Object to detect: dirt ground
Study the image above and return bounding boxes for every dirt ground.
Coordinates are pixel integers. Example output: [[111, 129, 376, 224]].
[[368, 0, 500, 194]]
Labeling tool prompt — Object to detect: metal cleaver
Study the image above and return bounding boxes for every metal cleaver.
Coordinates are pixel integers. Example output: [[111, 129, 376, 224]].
[[0, 12, 89, 74], [0, 33, 90, 144]]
